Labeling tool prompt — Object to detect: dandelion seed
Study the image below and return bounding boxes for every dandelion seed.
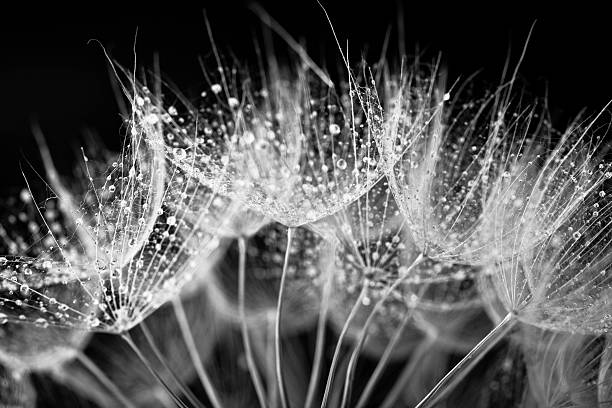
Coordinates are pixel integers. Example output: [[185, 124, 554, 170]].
[[383, 64, 612, 268], [58, 286, 221, 408], [521, 327, 602, 408], [311, 175, 485, 408]]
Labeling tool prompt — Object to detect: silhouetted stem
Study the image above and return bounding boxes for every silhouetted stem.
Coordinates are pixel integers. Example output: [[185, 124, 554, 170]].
[[267, 314, 279, 408], [304, 258, 333, 408], [380, 336, 436, 408], [340, 254, 424, 408], [76, 351, 137, 408], [598, 336, 612, 405], [172, 297, 223, 408], [120, 333, 188, 408], [139, 321, 204, 408], [320, 288, 367, 408], [354, 307, 414, 408], [415, 312, 517, 408], [238, 236, 268, 408], [275, 226, 294, 408], [328, 354, 351, 408]]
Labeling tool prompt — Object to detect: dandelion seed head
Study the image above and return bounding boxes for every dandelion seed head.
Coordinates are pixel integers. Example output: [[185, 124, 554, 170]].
[[154, 57, 385, 227], [0, 80, 229, 335], [381, 66, 510, 263], [480, 175, 612, 335], [0, 191, 93, 371], [317, 177, 484, 356]]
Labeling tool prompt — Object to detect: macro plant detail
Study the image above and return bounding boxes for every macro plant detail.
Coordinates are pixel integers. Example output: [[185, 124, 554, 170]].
[[2, 4, 612, 408]]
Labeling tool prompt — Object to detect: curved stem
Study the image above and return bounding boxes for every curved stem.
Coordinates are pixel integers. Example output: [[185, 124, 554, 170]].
[[354, 306, 414, 408], [121, 333, 188, 408], [139, 321, 204, 408], [304, 257, 334, 408], [320, 288, 367, 408], [275, 226, 294, 408], [415, 312, 517, 408], [172, 297, 223, 408], [238, 236, 268, 408], [380, 336, 436, 408], [75, 351, 137, 408], [328, 353, 352, 408], [340, 254, 424, 408], [598, 336, 612, 405], [267, 314, 279, 408]]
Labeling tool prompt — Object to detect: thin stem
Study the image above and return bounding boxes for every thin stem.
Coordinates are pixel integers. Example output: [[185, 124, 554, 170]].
[[340, 254, 425, 408], [275, 226, 294, 408], [328, 353, 352, 408], [267, 313, 279, 408], [415, 312, 517, 408], [304, 258, 334, 408], [139, 321, 204, 408], [172, 296, 223, 408], [354, 307, 414, 408], [238, 235, 268, 408], [380, 336, 436, 408], [320, 288, 367, 408], [598, 337, 612, 405], [76, 351, 137, 408], [121, 333, 189, 408]]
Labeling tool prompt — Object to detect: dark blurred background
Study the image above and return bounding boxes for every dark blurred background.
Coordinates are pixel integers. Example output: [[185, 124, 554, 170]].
[[1, 2, 611, 187]]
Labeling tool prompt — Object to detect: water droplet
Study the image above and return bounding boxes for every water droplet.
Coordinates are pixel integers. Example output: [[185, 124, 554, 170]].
[[211, 84, 222, 94], [87, 317, 101, 329], [329, 124, 341, 135], [173, 148, 187, 160], [34, 318, 49, 328], [228, 97, 240, 108], [108, 185, 116, 193], [336, 159, 347, 170], [167, 216, 177, 226], [573, 231, 582, 240], [19, 189, 31, 203], [242, 131, 255, 144], [144, 114, 159, 125]]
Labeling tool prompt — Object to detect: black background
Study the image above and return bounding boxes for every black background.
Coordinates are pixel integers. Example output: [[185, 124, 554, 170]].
[[1, 2, 611, 188]]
